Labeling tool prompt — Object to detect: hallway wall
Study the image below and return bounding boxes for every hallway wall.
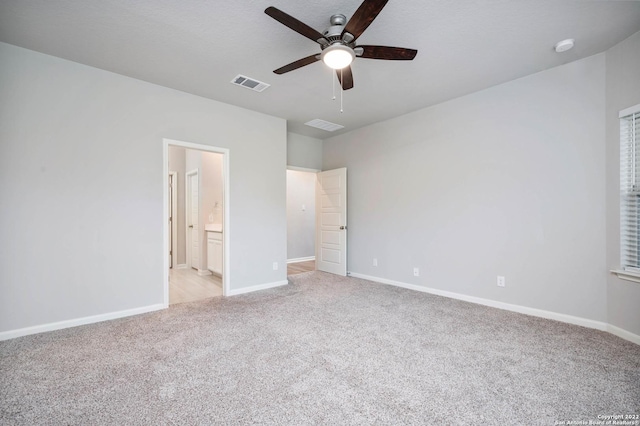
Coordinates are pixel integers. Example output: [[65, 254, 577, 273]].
[[287, 170, 316, 260]]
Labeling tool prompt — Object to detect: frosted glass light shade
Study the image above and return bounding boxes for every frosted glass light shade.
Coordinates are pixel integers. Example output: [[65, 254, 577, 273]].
[[321, 44, 355, 69]]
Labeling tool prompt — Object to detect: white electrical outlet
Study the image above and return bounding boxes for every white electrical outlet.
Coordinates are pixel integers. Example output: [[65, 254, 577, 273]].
[[273, 262, 278, 271], [373, 258, 378, 267], [497, 276, 505, 287], [413, 267, 419, 277]]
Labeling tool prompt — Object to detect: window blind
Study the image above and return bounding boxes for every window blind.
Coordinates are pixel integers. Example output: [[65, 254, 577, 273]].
[[620, 106, 640, 270]]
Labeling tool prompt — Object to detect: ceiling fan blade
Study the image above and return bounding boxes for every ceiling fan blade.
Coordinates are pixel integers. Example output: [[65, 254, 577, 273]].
[[357, 45, 418, 60], [336, 66, 354, 90], [342, 0, 389, 40], [265, 7, 327, 44], [274, 54, 320, 74]]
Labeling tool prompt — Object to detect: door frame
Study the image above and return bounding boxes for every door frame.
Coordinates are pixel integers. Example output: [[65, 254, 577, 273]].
[[169, 171, 178, 269], [185, 169, 199, 270], [163, 138, 230, 306]]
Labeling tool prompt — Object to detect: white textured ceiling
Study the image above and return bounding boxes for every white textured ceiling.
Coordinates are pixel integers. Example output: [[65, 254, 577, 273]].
[[1, 0, 639, 139]]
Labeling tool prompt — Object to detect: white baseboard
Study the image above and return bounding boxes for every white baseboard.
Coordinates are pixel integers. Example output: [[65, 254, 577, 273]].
[[0, 303, 166, 342], [287, 256, 315, 264], [607, 324, 640, 345], [5, 275, 637, 346], [197, 269, 212, 276], [175, 264, 188, 270], [227, 280, 289, 296], [348, 272, 639, 345]]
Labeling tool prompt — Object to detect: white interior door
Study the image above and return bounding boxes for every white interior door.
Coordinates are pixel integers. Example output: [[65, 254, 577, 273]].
[[168, 171, 178, 269], [316, 168, 347, 276], [187, 171, 199, 270], [168, 173, 173, 268]]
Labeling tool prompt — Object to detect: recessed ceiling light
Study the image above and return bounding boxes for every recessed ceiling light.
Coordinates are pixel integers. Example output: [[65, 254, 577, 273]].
[[554, 39, 575, 53]]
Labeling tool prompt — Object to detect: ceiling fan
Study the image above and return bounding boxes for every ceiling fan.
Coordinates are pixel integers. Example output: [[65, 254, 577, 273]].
[[265, 0, 418, 90]]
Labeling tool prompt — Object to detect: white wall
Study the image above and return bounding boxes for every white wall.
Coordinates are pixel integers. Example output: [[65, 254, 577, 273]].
[[0, 42, 287, 334], [324, 54, 607, 323], [605, 31, 640, 336], [202, 152, 224, 227], [286, 170, 316, 260], [201, 151, 223, 271], [287, 132, 323, 170]]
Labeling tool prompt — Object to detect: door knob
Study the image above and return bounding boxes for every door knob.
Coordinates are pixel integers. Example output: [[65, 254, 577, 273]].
[[189, 225, 194, 229], [340, 226, 347, 230]]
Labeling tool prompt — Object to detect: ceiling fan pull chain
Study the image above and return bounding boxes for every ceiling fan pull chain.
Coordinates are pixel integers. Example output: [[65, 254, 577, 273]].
[[332, 67, 336, 100], [340, 69, 344, 113]]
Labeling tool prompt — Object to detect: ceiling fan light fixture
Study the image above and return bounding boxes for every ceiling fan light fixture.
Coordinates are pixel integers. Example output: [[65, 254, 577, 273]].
[[321, 44, 355, 69]]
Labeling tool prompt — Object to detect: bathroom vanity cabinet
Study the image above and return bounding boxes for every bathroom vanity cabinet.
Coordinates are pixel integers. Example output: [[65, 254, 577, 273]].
[[207, 230, 223, 275]]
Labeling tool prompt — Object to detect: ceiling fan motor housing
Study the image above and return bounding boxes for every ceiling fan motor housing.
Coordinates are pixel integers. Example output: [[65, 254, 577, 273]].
[[323, 27, 347, 45], [321, 14, 356, 47]]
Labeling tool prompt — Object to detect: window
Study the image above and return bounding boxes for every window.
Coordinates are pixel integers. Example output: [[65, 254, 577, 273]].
[[620, 104, 640, 272]]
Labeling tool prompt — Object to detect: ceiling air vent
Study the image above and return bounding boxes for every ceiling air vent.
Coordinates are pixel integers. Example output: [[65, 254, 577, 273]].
[[305, 119, 345, 132], [231, 75, 270, 92]]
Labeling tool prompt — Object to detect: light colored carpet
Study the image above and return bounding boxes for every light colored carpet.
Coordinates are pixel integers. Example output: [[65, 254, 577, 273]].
[[1, 271, 638, 425]]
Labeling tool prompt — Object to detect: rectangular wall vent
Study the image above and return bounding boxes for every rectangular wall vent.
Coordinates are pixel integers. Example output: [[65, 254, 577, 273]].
[[305, 119, 345, 132], [231, 75, 270, 92]]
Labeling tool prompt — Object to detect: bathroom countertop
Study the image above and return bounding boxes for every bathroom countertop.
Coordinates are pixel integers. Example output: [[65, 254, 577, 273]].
[[204, 224, 223, 232]]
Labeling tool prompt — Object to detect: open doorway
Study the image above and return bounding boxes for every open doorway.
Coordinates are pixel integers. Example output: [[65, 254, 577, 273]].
[[163, 139, 229, 306], [286, 168, 318, 276]]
